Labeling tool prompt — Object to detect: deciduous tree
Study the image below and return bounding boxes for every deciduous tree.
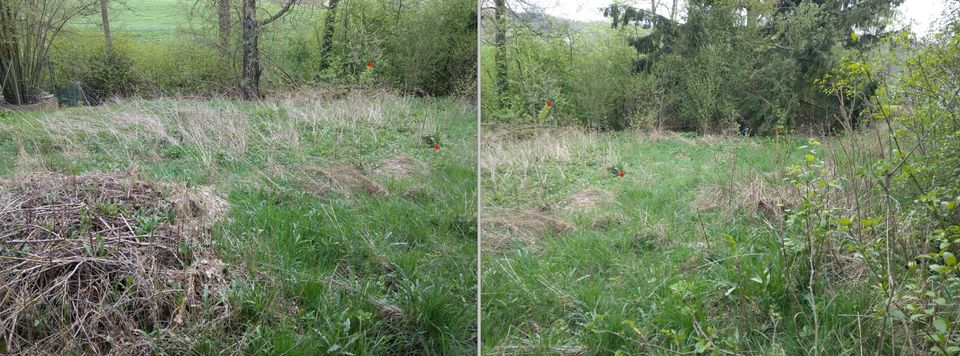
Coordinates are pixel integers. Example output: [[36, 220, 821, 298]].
[[240, 0, 297, 100]]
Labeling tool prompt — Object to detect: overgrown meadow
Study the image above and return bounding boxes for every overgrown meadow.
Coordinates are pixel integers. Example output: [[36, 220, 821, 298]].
[[1, 0, 478, 352], [480, 128, 851, 354], [481, 0, 960, 354], [482, 118, 958, 354], [0, 91, 478, 354]]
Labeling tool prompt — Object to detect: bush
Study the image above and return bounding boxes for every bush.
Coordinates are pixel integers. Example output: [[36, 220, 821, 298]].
[[130, 41, 233, 96], [51, 34, 235, 100], [56, 48, 137, 105]]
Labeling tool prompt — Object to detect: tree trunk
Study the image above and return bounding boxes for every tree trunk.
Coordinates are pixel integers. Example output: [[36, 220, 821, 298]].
[[240, 0, 260, 100], [318, 0, 339, 70], [670, 0, 678, 21], [494, 0, 507, 108], [239, 0, 295, 100], [100, 0, 112, 54], [218, 0, 231, 55]]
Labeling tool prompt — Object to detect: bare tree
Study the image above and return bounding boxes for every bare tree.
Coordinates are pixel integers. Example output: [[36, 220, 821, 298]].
[[0, 0, 93, 105], [318, 0, 340, 70], [240, 0, 297, 100]]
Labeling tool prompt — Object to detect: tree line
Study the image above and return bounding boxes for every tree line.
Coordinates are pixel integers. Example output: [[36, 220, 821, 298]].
[[1, 0, 477, 106], [483, 0, 906, 134]]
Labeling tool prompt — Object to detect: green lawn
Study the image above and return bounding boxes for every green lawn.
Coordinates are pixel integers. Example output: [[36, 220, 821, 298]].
[[480, 126, 886, 354], [0, 91, 477, 354]]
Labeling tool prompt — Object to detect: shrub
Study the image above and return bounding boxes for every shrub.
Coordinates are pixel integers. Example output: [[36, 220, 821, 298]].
[[51, 34, 236, 100]]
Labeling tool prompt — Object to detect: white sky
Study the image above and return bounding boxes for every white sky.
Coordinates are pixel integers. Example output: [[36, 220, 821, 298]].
[[526, 0, 950, 37]]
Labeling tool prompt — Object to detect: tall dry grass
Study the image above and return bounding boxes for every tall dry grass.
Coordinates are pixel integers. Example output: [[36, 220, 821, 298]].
[[2, 89, 464, 173]]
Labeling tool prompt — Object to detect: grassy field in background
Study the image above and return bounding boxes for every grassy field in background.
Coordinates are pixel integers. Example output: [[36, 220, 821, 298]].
[[479, 126, 888, 354], [68, 0, 185, 41], [0, 90, 477, 354], [67, 0, 311, 42]]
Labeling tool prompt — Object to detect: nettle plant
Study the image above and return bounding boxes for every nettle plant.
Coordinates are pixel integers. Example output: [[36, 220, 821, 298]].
[[781, 139, 849, 263]]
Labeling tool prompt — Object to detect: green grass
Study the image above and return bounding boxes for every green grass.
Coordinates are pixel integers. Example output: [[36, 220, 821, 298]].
[[480, 126, 891, 354], [0, 91, 477, 354]]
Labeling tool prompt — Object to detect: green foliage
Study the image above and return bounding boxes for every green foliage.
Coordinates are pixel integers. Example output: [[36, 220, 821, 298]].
[[268, 0, 476, 96], [609, 0, 902, 134], [482, 21, 645, 129], [784, 13, 960, 354], [886, 22, 960, 354], [381, 0, 477, 96]]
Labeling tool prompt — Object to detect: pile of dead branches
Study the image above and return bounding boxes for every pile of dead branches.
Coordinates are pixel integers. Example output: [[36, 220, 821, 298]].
[[0, 172, 230, 354]]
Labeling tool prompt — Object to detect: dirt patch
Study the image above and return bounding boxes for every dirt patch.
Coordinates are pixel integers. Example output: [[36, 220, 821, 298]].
[[483, 209, 575, 250], [301, 164, 389, 197], [372, 156, 428, 177], [564, 188, 614, 211], [0, 172, 231, 355]]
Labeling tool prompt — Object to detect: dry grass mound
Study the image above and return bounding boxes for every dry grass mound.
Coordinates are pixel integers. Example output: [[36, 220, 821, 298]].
[[301, 165, 389, 198], [170, 185, 230, 229], [669, 132, 696, 145], [483, 209, 575, 250], [373, 156, 429, 177], [692, 174, 794, 218], [564, 188, 614, 212], [0, 172, 230, 355]]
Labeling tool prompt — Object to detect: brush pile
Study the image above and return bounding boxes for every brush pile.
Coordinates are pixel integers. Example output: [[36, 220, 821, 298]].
[[0, 172, 230, 354]]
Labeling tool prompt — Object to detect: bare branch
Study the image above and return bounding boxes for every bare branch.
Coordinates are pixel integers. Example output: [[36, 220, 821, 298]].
[[258, 0, 297, 26]]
